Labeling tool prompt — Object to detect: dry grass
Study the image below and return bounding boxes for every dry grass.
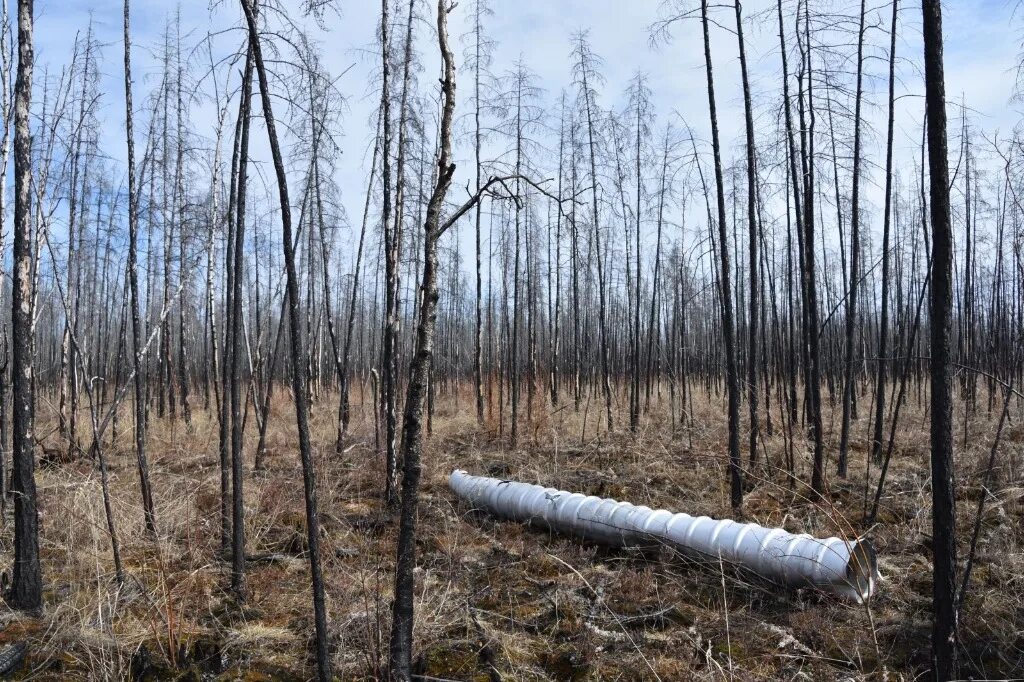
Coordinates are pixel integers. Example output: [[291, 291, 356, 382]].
[[1, 380, 1021, 680]]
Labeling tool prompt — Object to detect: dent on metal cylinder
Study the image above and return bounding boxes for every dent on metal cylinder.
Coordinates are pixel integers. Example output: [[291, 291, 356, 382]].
[[449, 470, 878, 602]]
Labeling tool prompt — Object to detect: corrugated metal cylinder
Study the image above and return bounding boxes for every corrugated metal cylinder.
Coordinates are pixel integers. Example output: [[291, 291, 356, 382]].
[[449, 469, 878, 601]]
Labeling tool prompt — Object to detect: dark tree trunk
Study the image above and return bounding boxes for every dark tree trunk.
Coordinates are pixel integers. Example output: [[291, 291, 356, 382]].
[[702, 0, 742, 508], [799, 3, 826, 497], [174, 49, 192, 427], [123, 0, 157, 537], [230, 46, 254, 600], [9, 0, 41, 611], [922, 0, 958, 677], [220, 76, 244, 552], [777, 0, 803, 485], [240, 1, 330, 678], [735, 0, 759, 468], [389, 4, 458, 676], [379, 0, 398, 505], [473, 2, 486, 425], [576, 38, 613, 433], [871, 0, 899, 467], [838, 0, 867, 478]]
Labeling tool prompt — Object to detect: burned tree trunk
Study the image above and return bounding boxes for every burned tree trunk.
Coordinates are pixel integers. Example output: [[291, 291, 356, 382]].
[[389, 1, 481, 674], [239, 1, 330, 677], [837, 0, 867, 478], [9, 0, 40, 611], [734, 0, 759, 468], [871, 0, 899, 467], [229, 45, 254, 600], [701, 0, 742, 508], [922, 0, 958, 677], [123, 0, 157, 538]]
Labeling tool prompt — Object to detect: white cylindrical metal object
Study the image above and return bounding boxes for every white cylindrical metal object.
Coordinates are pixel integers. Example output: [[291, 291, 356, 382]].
[[449, 469, 878, 601]]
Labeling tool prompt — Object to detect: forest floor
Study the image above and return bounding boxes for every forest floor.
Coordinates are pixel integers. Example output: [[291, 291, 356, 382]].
[[1, 382, 1022, 680]]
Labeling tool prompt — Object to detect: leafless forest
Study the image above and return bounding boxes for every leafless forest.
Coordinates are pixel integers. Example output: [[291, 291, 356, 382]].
[[0, 0, 1019, 679]]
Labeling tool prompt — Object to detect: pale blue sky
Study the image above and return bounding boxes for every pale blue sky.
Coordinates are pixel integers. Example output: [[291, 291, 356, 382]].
[[22, 0, 1024, 268]]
